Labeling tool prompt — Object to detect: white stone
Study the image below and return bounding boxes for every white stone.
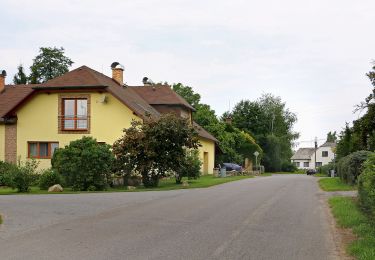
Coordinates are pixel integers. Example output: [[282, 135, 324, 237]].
[[48, 184, 63, 192]]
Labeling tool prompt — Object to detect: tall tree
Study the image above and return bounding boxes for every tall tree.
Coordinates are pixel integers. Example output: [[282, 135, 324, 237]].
[[29, 47, 73, 84], [171, 83, 262, 166], [231, 94, 298, 172], [326, 131, 337, 143], [337, 63, 375, 157], [13, 64, 28, 84], [172, 83, 201, 108]]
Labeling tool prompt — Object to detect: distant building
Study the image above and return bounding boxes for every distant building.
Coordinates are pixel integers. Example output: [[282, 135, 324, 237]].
[[291, 142, 336, 169]]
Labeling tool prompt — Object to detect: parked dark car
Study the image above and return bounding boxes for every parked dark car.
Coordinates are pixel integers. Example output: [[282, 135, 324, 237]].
[[306, 169, 317, 175], [223, 163, 243, 172]]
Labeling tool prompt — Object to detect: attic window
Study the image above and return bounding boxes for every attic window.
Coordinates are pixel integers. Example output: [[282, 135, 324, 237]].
[[62, 98, 88, 130], [58, 94, 91, 134]]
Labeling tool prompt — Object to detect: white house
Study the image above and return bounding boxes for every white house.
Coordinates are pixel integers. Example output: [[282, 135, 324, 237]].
[[291, 142, 336, 169]]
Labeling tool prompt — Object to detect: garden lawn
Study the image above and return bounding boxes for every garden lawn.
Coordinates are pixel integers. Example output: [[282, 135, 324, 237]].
[[318, 177, 357, 192], [0, 175, 253, 195], [329, 197, 375, 260]]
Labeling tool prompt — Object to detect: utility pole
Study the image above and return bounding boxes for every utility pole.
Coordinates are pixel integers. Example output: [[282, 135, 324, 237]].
[[314, 136, 318, 170]]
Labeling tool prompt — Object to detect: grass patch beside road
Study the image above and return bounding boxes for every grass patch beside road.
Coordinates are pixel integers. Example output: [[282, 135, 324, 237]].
[[0, 175, 253, 195], [319, 177, 356, 192], [0, 214, 2, 224], [269, 172, 304, 174], [329, 197, 375, 260]]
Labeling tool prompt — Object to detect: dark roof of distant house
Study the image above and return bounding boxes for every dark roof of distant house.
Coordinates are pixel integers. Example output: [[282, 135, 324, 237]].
[[130, 85, 195, 111], [193, 122, 218, 142], [320, 142, 336, 148], [291, 148, 315, 160], [0, 84, 37, 118]]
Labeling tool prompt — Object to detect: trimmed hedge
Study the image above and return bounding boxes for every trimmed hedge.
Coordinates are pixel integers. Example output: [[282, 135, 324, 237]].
[[337, 151, 371, 185], [358, 153, 375, 220]]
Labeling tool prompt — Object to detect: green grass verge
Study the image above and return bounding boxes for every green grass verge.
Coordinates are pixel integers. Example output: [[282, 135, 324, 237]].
[[329, 197, 375, 260], [318, 177, 357, 192], [0, 214, 2, 224], [267, 172, 304, 174], [314, 173, 328, 177], [0, 175, 253, 195]]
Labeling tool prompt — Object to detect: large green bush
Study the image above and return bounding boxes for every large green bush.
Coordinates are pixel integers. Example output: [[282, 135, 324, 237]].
[[281, 161, 297, 172], [52, 137, 114, 191], [39, 169, 63, 190], [113, 114, 199, 188], [358, 153, 375, 220], [175, 149, 202, 184], [337, 151, 371, 185]]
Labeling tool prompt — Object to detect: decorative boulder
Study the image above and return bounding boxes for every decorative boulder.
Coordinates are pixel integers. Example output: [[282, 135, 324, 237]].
[[127, 186, 136, 190], [48, 184, 63, 192], [182, 181, 189, 187]]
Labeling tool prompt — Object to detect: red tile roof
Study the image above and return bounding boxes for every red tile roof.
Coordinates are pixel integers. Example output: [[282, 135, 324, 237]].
[[0, 85, 36, 118], [38, 66, 161, 119]]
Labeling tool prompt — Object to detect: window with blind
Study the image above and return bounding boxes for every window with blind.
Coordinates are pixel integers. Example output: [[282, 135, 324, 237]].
[[28, 142, 59, 159]]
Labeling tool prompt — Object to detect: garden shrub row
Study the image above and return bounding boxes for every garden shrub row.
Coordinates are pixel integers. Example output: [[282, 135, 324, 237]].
[[358, 153, 375, 220], [1, 115, 205, 192], [337, 150, 372, 185], [0, 160, 40, 192]]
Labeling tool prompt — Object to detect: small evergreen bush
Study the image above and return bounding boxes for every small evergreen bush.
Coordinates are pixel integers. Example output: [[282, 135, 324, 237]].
[[52, 137, 114, 191], [175, 149, 202, 184], [0, 161, 15, 186], [39, 169, 63, 190], [318, 162, 335, 176]]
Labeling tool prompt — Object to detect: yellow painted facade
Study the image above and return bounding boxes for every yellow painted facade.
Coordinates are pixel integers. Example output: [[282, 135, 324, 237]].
[[0, 124, 4, 161], [16, 92, 141, 169], [198, 137, 215, 175]]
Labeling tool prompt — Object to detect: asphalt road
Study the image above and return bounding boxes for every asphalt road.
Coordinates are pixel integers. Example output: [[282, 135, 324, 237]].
[[0, 175, 336, 260]]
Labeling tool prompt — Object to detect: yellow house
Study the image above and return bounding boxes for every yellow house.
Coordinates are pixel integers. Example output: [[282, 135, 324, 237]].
[[0, 64, 217, 174]]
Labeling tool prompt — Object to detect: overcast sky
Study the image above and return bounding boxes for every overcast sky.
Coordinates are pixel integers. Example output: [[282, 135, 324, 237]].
[[1, 0, 374, 148]]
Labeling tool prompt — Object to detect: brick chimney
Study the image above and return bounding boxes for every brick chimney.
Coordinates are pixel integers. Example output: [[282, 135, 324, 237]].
[[111, 62, 124, 85], [0, 70, 6, 93]]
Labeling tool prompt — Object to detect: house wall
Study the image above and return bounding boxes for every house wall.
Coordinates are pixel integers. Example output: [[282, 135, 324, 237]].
[[292, 159, 312, 169], [0, 124, 4, 161], [16, 92, 141, 169], [198, 137, 215, 175], [314, 147, 335, 166]]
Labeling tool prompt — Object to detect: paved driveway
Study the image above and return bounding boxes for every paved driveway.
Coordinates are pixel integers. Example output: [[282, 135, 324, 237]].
[[0, 175, 337, 260]]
